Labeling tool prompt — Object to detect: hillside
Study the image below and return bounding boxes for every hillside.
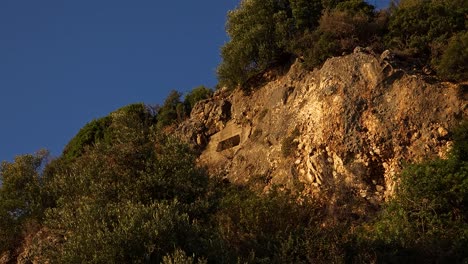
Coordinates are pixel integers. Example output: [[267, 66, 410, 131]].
[[1, 0, 468, 262], [0, 49, 467, 264]]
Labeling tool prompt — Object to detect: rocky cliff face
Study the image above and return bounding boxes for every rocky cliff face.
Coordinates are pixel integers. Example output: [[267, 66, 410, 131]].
[[178, 49, 467, 202]]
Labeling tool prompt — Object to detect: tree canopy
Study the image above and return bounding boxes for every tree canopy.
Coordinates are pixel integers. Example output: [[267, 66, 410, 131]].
[[217, 0, 467, 89]]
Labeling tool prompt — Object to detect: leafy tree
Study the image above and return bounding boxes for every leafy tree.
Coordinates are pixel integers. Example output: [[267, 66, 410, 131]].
[[0, 150, 49, 252], [435, 31, 468, 81], [290, 0, 322, 31], [62, 103, 156, 162], [335, 0, 375, 16], [217, 0, 381, 88], [40, 105, 215, 262], [62, 116, 112, 162], [217, 0, 294, 89], [386, 0, 466, 57], [214, 186, 324, 262], [157, 90, 185, 128], [292, 0, 377, 69]]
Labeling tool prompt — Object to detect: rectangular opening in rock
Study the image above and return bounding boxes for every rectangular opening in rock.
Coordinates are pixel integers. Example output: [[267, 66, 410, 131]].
[[216, 134, 241, 152]]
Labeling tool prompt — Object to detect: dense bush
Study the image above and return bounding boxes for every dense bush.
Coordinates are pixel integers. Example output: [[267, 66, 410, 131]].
[[386, 0, 463, 54], [217, 0, 380, 88], [217, 0, 294, 89], [2, 0, 468, 257], [39, 110, 216, 262], [385, 0, 467, 80], [295, 5, 377, 69], [214, 186, 336, 263], [218, 0, 466, 88], [435, 31, 468, 81], [357, 121, 468, 263], [3, 111, 467, 263], [0, 150, 49, 253], [62, 103, 156, 162], [61, 116, 112, 161], [157, 90, 185, 128]]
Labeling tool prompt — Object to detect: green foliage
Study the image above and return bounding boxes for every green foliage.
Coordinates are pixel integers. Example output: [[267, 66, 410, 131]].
[[5, 113, 468, 263], [62, 103, 156, 162], [0, 150, 48, 252], [184, 86, 213, 112], [218, 0, 466, 86], [214, 186, 325, 263], [358, 120, 468, 263], [452, 120, 468, 161], [217, 0, 297, 88], [39, 106, 215, 262], [218, 0, 382, 87], [335, 0, 375, 16], [162, 249, 207, 264], [157, 90, 185, 128], [62, 116, 112, 161], [289, 0, 322, 31], [292, 30, 338, 69], [386, 0, 466, 64], [435, 31, 468, 81], [293, 0, 378, 68], [47, 201, 196, 263]]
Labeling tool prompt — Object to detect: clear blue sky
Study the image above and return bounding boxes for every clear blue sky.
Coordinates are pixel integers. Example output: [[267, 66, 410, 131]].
[[0, 0, 390, 162], [0, 0, 239, 162]]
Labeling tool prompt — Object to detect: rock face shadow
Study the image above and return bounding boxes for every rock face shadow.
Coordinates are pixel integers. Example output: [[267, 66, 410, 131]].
[[217, 135, 241, 152]]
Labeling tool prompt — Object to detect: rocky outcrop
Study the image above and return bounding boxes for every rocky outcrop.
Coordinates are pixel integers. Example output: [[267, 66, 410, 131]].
[[178, 50, 467, 201]]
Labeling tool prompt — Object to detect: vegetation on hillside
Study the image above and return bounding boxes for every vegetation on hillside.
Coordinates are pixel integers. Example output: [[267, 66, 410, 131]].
[[1, 0, 467, 262], [1, 89, 467, 262], [218, 0, 468, 89], [355, 121, 468, 263]]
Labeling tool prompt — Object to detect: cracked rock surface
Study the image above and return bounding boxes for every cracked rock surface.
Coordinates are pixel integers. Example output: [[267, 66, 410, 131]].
[[178, 51, 467, 200]]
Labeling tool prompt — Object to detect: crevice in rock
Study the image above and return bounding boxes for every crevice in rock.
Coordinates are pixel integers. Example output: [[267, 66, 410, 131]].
[[216, 134, 241, 152]]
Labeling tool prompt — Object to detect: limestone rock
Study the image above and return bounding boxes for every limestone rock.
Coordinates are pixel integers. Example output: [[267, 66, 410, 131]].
[[177, 50, 467, 199]]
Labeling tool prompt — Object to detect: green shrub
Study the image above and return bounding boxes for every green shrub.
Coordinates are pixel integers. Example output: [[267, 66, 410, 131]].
[[41, 124, 215, 262], [46, 201, 196, 263], [0, 151, 49, 252], [357, 120, 468, 263], [289, 0, 322, 31], [162, 248, 207, 264], [293, 30, 339, 69], [214, 186, 323, 262], [157, 90, 185, 128], [217, 0, 295, 89], [218, 0, 383, 87], [62, 103, 156, 162], [386, 0, 466, 58], [62, 116, 112, 161], [436, 31, 468, 81]]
